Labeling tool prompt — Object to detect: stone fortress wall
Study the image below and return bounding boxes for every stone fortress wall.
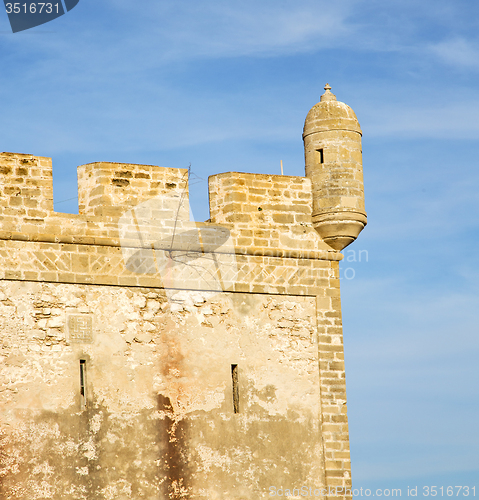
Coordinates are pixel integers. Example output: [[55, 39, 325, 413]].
[[0, 85, 366, 500]]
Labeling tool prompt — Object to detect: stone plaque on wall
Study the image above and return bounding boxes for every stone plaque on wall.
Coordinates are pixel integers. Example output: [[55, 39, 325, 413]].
[[67, 314, 93, 344]]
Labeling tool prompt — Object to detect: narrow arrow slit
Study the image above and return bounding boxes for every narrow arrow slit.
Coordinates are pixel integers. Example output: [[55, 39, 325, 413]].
[[231, 364, 239, 413], [80, 360, 87, 409]]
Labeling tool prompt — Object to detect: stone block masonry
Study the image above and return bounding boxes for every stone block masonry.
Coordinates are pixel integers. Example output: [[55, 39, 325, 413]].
[[0, 85, 365, 500]]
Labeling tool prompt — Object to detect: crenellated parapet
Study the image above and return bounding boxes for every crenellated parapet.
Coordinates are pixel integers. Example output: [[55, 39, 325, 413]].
[[0, 152, 342, 295]]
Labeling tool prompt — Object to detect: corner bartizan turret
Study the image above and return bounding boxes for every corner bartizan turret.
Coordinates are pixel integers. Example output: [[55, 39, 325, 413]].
[[303, 84, 367, 250]]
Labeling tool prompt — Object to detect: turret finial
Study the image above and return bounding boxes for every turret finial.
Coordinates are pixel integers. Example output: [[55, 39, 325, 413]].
[[320, 83, 336, 102]]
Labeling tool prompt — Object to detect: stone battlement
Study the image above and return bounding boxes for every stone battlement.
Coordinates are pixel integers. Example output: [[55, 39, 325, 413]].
[[0, 152, 340, 294], [0, 153, 330, 243]]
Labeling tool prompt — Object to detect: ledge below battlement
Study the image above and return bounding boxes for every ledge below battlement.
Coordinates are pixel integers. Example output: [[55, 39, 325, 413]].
[[0, 237, 341, 297]]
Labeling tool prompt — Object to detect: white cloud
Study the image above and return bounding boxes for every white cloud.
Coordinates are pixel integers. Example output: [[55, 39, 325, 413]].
[[429, 37, 479, 69]]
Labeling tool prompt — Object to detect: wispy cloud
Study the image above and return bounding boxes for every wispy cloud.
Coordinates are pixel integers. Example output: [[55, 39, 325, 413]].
[[104, 0, 358, 60], [1, 0, 359, 67], [361, 99, 479, 139], [429, 37, 479, 69]]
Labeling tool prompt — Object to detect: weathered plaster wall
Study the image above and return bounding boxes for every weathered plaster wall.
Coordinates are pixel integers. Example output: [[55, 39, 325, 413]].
[[0, 283, 325, 499]]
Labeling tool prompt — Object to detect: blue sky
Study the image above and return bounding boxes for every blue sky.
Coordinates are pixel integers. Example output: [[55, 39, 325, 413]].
[[1, 0, 478, 493]]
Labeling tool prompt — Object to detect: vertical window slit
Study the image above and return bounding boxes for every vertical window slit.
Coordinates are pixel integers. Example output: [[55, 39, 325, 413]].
[[231, 364, 239, 414], [317, 148, 324, 164], [80, 360, 87, 409]]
